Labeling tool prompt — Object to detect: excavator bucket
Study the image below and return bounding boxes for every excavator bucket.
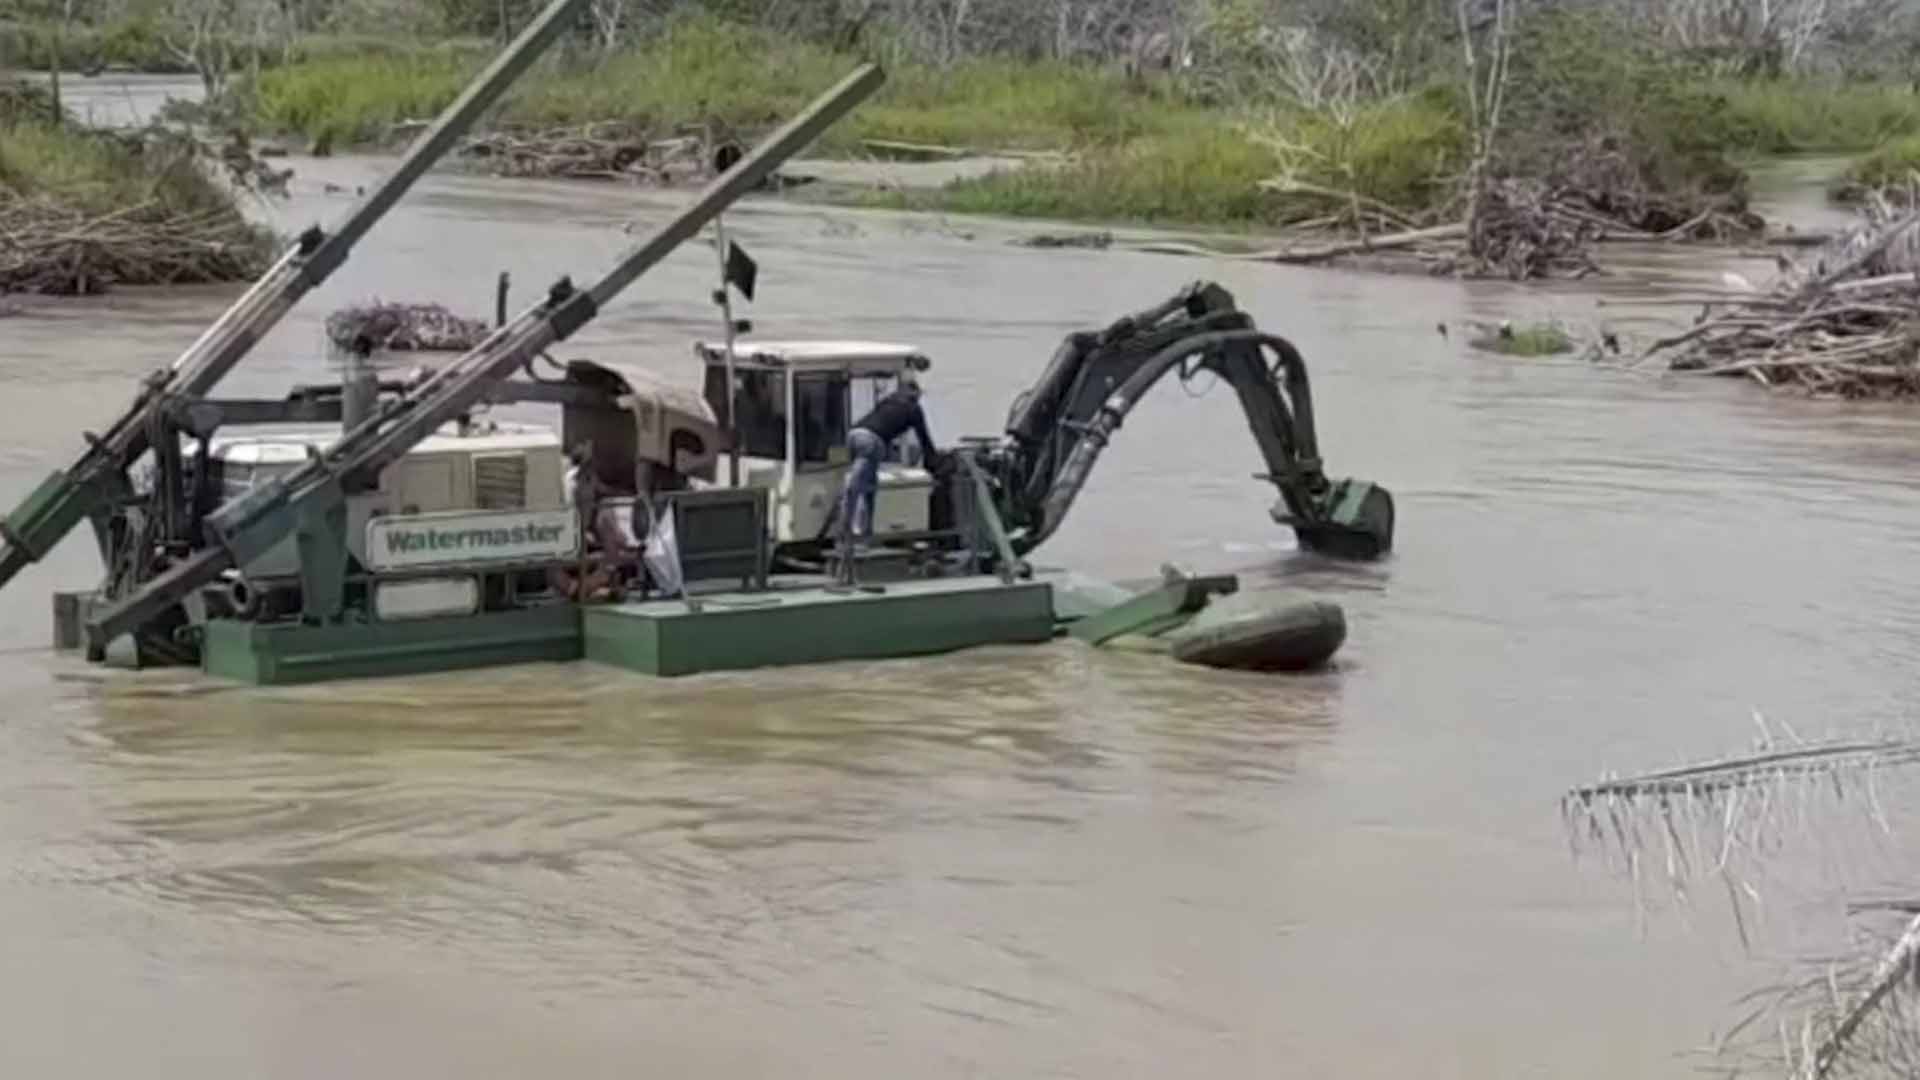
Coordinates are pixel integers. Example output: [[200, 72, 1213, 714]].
[[1281, 478, 1394, 560]]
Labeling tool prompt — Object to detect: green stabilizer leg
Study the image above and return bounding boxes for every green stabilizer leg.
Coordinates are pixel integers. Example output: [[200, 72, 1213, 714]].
[[1069, 570, 1238, 647], [294, 481, 350, 624]]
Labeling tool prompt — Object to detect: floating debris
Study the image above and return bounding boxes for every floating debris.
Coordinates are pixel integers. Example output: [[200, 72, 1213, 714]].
[[1015, 231, 1114, 250], [447, 121, 740, 185], [1463, 318, 1576, 356], [324, 301, 493, 353]]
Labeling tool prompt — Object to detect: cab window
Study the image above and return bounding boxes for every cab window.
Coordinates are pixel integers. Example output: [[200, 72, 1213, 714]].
[[702, 367, 850, 463]]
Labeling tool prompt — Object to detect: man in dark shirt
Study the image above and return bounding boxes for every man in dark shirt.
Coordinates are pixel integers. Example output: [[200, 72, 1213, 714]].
[[838, 375, 935, 542]]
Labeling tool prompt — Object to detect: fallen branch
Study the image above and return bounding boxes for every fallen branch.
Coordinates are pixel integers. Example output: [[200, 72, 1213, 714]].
[[862, 138, 1066, 163], [1118, 223, 1467, 264], [1805, 914, 1920, 1079], [1568, 740, 1920, 802], [1255, 177, 1423, 231]]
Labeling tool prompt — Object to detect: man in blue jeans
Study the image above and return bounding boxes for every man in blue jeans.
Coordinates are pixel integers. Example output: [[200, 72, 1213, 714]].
[[839, 375, 936, 545]]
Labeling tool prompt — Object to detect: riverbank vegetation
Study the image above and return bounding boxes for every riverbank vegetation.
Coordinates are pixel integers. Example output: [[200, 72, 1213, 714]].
[[17, 1, 1920, 276], [1833, 136, 1920, 205], [0, 78, 271, 294]]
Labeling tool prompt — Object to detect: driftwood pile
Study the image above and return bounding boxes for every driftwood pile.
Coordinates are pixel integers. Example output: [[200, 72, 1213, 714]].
[[1639, 205, 1920, 397], [450, 121, 738, 184], [324, 301, 493, 353], [1464, 178, 1606, 280], [0, 193, 268, 295], [1459, 138, 1760, 280]]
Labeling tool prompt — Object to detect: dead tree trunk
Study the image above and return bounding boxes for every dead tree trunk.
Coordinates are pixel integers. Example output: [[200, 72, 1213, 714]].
[[1458, 0, 1512, 258]]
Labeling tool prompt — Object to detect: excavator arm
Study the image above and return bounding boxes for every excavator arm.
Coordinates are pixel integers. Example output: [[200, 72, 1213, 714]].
[[975, 281, 1394, 560]]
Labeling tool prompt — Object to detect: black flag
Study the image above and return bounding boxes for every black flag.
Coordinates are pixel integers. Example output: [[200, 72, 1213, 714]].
[[724, 240, 758, 302]]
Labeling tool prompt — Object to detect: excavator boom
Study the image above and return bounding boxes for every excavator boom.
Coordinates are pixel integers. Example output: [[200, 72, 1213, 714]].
[[979, 281, 1393, 561], [0, 0, 589, 595]]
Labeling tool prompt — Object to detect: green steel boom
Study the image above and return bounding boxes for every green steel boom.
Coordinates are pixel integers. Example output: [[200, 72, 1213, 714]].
[[0, 0, 589, 594], [81, 63, 887, 653]]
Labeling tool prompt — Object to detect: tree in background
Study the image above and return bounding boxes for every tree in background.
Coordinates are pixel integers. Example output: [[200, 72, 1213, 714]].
[[16, 0, 89, 122]]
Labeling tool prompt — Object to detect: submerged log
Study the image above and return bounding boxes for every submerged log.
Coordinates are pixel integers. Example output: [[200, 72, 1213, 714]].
[[1117, 223, 1468, 264]]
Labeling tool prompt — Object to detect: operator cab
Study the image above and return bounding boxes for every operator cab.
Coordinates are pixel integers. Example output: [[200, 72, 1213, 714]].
[[695, 340, 936, 545]]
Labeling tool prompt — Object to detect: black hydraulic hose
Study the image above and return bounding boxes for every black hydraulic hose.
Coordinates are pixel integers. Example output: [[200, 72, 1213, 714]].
[[1008, 306, 1252, 512], [1015, 330, 1315, 555], [1264, 333, 1319, 463]]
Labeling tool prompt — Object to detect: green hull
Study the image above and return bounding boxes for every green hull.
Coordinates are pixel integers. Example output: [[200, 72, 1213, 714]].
[[584, 576, 1055, 677], [200, 605, 583, 686], [80, 566, 1330, 687]]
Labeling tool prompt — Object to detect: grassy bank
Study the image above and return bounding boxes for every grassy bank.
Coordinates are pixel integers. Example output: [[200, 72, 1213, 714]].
[[865, 96, 1466, 228], [1832, 135, 1920, 202], [1712, 80, 1920, 154], [0, 81, 272, 293], [248, 20, 1200, 153], [246, 18, 1463, 227], [232, 15, 1920, 230], [0, 17, 193, 73], [0, 18, 444, 76]]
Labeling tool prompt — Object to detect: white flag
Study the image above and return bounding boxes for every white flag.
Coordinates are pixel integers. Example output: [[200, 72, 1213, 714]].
[[643, 505, 685, 598]]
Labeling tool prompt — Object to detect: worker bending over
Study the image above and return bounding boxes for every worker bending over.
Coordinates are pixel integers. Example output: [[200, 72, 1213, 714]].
[[839, 375, 936, 543]]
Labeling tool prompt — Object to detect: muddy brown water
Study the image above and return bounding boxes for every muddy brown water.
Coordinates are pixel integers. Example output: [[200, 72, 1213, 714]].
[[7, 80, 1920, 1077]]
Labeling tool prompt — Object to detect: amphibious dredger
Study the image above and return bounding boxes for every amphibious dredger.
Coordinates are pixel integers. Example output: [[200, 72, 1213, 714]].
[[0, 0, 1395, 684]]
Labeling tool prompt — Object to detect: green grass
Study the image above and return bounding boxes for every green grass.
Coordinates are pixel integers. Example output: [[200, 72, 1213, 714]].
[[249, 49, 479, 148], [231, 12, 1920, 230], [250, 20, 1466, 229], [874, 128, 1281, 226], [1274, 94, 1467, 214], [0, 116, 236, 218], [0, 18, 188, 73], [1837, 134, 1920, 193], [0, 17, 479, 77], [1711, 79, 1920, 153], [1467, 322, 1575, 356], [247, 17, 1200, 151], [868, 96, 1464, 228]]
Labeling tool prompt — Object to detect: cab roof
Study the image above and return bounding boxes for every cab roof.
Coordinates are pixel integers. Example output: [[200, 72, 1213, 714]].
[[695, 340, 931, 375]]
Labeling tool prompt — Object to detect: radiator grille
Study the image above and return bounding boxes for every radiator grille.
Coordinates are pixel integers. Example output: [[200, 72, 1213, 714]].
[[473, 454, 527, 510]]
